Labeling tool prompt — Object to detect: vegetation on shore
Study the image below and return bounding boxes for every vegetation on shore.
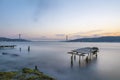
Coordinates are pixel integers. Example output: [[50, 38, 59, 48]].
[[0, 37, 30, 42], [67, 36, 120, 42], [0, 67, 55, 80]]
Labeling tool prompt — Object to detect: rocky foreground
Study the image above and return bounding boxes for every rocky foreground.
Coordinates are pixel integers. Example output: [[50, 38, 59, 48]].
[[0, 67, 55, 80]]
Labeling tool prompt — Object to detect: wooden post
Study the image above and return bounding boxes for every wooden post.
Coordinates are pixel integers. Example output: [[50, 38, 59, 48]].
[[74, 54, 76, 61], [71, 55, 73, 68], [19, 48, 21, 52], [86, 56, 89, 63], [35, 65, 38, 71], [96, 52, 97, 57], [79, 55, 81, 67], [28, 46, 30, 52]]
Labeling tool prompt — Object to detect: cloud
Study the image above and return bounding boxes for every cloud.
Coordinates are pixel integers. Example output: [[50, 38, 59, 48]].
[[67, 30, 103, 39], [84, 30, 103, 34], [100, 32, 120, 36], [33, 0, 58, 22], [33, 0, 49, 22], [55, 34, 65, 37], [68, 29, 103, 35], [30, 36, 49, 40], [67, 30, 120, 40]]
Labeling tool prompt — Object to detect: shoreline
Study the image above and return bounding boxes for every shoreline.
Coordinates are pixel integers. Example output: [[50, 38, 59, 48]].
[[0, 67, 55, 80]]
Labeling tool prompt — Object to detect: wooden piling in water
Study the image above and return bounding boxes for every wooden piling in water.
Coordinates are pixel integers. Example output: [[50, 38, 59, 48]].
[[68, 47, 99, 67], [0, 45, 16, 49]]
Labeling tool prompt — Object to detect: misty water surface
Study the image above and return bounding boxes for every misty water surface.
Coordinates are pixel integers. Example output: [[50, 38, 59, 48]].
[[0, 42, 120, 80]]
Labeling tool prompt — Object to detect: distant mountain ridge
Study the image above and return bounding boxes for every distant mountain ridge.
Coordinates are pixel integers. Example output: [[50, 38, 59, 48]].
[[67, 36, 120, 42], [0, 37, 30, 42]]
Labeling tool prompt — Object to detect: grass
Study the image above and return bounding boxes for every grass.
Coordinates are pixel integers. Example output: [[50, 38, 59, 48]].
[[0, 68, 55, 80]]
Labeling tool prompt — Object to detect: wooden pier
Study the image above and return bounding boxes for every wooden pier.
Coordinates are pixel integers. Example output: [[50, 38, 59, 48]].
[[0, 45, 16, 49], [68, 47, 99, 67], [68, 47, 99, 57]]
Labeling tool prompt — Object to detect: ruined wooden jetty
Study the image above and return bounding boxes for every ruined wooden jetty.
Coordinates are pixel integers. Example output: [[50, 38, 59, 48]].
[[0, 45, 16, 49], [68, 47, 99, 67], [72, 47, 98, 54], [68, 47, 99, 60]]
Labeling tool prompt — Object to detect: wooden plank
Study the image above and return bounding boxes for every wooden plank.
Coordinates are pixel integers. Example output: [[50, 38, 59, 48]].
[[72, 47, 98, 54], [0, 45, 16, 48]]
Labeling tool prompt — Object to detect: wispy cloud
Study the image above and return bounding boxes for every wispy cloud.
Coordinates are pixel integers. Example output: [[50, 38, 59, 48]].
[[30, 36, 49, 40], [33, 0, 58, 22], [55, 34, 65, 37], [84, 30, 103, 34], [68, 31, 120, 40], [100, 32, 120, 36], [68, 29, 103, 35]]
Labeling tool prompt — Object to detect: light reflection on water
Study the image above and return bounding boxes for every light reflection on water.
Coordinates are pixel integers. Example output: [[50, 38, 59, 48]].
[[0, 42, 120, 80]]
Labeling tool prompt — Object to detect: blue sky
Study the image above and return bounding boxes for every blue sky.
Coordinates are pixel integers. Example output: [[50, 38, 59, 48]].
[[0, 0, 120, 40]]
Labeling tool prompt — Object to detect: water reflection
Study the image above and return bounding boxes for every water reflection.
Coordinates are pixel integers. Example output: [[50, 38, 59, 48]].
[[71, 56, 73, 68], [19, 48, 21, 52], [1, 52, 19, 57], [70, 53, 97, 68], [74, 55, 76, 61], [28, 46, 30, 52], [1, 42, 120, 80]]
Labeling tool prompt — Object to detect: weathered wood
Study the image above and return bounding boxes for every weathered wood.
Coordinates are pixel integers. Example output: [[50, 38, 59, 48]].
[[68, 47, 99, 59], [68, 47, 99, 67], [0, 45, 16, 48], [72, 47, 99, 54]]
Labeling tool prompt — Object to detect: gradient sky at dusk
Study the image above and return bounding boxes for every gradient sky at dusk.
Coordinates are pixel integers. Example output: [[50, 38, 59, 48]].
[[0, 0, 120, 40]]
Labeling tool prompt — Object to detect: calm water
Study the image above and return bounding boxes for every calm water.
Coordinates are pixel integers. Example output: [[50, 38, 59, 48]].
[[0, 42, 120, 80]]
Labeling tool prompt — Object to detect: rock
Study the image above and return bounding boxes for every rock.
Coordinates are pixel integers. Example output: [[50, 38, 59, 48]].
[[11, 54, 19, 57], [0, 68, 55, 80], [2, 52, 9, 55]]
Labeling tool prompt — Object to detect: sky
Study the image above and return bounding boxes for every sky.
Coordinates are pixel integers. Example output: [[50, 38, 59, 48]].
[[0, 0, 120, 40]]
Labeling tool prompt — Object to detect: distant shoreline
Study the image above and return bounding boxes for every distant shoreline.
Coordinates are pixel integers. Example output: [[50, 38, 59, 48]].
[[0, 36, 120, 42], [0, 37, 30, 42], [65, 36, 120, 42]]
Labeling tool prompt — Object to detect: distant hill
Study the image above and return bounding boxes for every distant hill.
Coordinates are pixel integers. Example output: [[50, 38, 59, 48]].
[[0, 37, 30, 42], [67, 36, 120, 42]]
